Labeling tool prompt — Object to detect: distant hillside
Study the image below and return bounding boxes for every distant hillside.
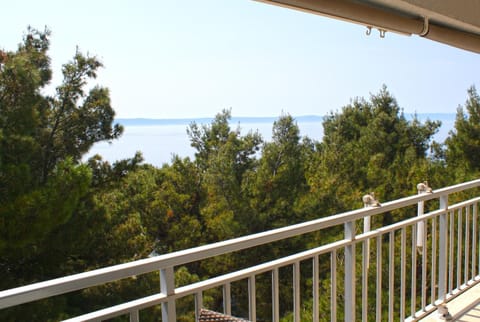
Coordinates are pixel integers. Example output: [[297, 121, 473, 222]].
[[403, 113, 456, 121], [116, 114, 453, 126]]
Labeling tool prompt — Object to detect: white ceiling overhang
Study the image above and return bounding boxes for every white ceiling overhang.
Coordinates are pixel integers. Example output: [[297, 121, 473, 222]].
[[257, 0, 480, 54]]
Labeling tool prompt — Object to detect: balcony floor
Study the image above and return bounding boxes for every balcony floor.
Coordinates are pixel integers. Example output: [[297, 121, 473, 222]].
[[420, 282, 480, 321]]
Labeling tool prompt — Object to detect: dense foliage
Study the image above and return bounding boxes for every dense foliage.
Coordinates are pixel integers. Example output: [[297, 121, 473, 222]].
[[1, 29, 479, 321]]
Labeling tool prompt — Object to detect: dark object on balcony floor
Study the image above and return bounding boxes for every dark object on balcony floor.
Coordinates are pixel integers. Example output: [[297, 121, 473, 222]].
[[198, 308, 250, 321]]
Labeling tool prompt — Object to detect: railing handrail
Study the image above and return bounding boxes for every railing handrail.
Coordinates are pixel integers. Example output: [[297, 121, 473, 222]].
[[2, 178, 480, 311], [65, 191, 480, 322]]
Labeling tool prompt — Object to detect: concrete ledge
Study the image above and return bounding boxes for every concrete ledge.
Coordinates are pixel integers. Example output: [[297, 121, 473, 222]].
[[420, 283, 480, 321]]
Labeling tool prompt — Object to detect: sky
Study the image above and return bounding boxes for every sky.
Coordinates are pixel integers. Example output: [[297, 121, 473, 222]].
[[2, 0, 480, 119]]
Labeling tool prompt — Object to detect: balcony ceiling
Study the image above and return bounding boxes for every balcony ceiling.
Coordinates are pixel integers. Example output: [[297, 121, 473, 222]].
[[257, 0, 480, 54]]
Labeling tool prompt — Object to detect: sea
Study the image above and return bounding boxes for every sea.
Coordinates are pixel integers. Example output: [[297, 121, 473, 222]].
[[84, 114, 456, 167]]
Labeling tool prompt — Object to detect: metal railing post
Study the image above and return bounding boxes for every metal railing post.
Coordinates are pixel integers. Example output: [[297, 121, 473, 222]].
[[313, 255, 319, 322], [331, 250, 337, 322], [160, 267, 176, 322], [345, 220, 356, 322], [417, 182, 432, 248], [437, 194, 453, 320], [417, 182, 431, 314], [417, 198, 424, 248], [438, 195, 448, 300], [272, 268, 280, 322], [362, 192, 380, 322], [223, 283, 232, 316], [249, 275, 257, 322], [293, 262, 300, 322], [195, 291, 203, 321], [129, 310, 139, 322]]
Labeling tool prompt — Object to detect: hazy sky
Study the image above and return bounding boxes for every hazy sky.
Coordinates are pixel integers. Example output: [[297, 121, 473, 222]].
[[2, 0, 480, 118]]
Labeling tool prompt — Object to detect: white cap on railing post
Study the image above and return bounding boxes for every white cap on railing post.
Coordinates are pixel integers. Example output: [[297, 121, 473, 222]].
[[417, 181, 432, 249], [362, 192, 380, 233], [362, 193, 380, 271]]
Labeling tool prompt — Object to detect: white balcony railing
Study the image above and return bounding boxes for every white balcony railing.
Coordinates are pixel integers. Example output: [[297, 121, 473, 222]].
[[2, 179, 480, 321]]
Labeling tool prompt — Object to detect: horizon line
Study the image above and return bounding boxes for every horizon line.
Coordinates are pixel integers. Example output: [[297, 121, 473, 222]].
[[116, 112, 456, 121]]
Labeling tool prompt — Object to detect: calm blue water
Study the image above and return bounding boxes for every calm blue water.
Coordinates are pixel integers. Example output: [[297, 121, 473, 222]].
[[84, 116, 455, 167]]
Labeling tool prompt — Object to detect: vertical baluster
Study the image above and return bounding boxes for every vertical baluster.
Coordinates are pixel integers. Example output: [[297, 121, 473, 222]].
[[431, 217, 437, 304], [448, 211, 454, 293], [473, 203, 480, 276], [195, 291, 203, 321], [465, 206, 470, 283], [313, 255, 319, 322], [438, 195, 448, 304], [248, 275, 256, 322], [457, 208, 463, 289], [130, 310, 139, 322], [411, 224, 417, 317], [272, 268, 279, 322], [389, 231, 395, 322], [160, 267, 176, 322], [223, 283, 231, 316], [417, 183, 427, 312], [472, 204, 478, 279], [293, 262, 300, 322], [331, 250, 337, 322], [376, 236, 382, 322], [400, 228, 406, 321], [345, 220, 356, 322], [362, 236, 369, 322], [421, 217, 428, 311]]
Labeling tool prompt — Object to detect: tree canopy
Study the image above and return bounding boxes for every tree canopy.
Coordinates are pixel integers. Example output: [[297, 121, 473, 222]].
[[0, 27, 121, 262], [446, 86, 480, 179]]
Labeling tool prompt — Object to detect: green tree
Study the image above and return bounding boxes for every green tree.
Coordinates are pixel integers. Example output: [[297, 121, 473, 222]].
[[150, 156, 203, 253], [0, 27, 127, 321], [0, 27, 122, 286], [239, 115, 315, 319], [308, 86, 441, 220], [188, 109, 262, 241], [245, 114, 312, 231], [445, 86, 480, 180]]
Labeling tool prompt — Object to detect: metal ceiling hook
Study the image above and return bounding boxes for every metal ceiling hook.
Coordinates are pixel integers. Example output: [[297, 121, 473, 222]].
[[420, 16, 430, 36]]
